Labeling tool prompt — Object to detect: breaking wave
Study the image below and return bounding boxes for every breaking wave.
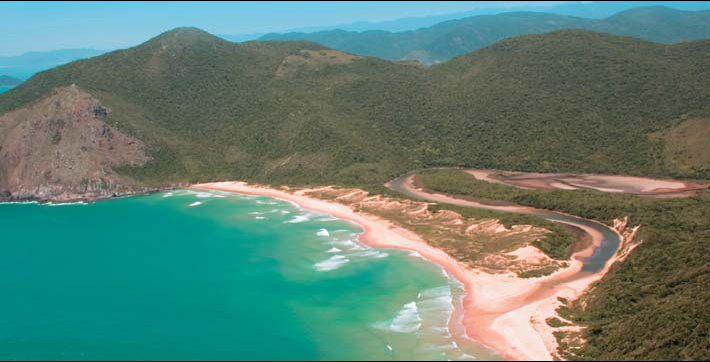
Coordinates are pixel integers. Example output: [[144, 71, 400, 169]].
[[169, 190, 228, 199], [284, 212, 320, 224], [46, 202, 88, 206], [314, 255, 350, 272], [376, 302, 422, 333]]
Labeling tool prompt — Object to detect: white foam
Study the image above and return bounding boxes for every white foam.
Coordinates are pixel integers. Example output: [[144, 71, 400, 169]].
[[330, 239, 357, 248], [255, 199, 279, 205], [314, 255, 350, 272], [285, 215, 309, 223], [408, 251, 425, 260], [0, 201, 39, 205], [186, 190, 226, 198], [188, 201, 202, 207], [316, 228, 330, 237], [249, 211, 264, 215], [46, 201, 88, 206], [172, 190, 228, 199], [386, 344, 393, 351], [357, 250, 389, 259], [284, 213, 316, 224], [326, 247, 342, 253], [255, 216, 266, 220], [388, 302, 423, 333], [316, 216, 339, 222]]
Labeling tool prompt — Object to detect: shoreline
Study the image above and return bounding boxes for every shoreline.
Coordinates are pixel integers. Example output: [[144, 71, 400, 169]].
[[0, 185, 187, 206], [193, 181, 627, 361]]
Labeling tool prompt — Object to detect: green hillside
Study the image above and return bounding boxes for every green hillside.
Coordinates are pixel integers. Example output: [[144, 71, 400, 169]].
[[2, 28, 709, 188], [260, 6, 710, 64]]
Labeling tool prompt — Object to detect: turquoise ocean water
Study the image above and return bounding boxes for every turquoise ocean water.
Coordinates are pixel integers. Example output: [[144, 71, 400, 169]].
[[0, 190, 499, 361], [0, 86, 11, 93]]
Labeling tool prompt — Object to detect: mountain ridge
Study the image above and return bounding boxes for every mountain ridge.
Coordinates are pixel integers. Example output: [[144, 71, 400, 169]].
[[0, 48, 106, 80], [259, 6, 710, 63], [2, 28, 709, 193]]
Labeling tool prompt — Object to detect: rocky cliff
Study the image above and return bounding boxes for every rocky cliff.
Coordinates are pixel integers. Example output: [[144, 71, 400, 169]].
[[0, 85, 153, 202]]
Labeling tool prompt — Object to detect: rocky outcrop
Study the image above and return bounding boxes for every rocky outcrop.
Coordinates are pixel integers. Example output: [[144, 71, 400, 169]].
[[0, 85, 155, 202]]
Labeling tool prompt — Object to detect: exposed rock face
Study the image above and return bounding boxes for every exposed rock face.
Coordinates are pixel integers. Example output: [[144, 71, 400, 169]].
[[0, 85, 151, 202]]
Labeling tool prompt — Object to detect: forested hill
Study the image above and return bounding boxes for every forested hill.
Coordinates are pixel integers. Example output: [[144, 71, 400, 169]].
[[1, 27, 709, 194], [259, 6, 710, 64]]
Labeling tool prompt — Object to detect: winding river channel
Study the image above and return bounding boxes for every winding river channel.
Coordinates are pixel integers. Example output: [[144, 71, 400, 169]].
[[388, 172, 621, 273]]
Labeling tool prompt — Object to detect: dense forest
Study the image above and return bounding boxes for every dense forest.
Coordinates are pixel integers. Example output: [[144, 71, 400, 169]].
[[261, 6, 710, 63], [416, 169, 709, 360], [1, 28, 709, 189]]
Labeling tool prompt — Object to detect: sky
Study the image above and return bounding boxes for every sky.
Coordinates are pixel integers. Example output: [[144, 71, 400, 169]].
[[2, 1, 710, 56]]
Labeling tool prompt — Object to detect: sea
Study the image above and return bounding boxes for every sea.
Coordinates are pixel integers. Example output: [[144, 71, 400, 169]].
[[0, 190, 499, 360], [0, 86, 12, 93]]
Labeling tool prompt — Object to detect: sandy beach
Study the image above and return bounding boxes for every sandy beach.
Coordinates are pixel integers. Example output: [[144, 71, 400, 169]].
[[193, 181, 627, 361]]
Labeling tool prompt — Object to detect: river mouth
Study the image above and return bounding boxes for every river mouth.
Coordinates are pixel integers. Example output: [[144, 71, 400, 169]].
[[387, 171, 621, 274]]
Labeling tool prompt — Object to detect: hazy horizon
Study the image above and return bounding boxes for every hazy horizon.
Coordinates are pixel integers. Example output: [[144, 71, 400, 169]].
[[3, 1, 710, 56]]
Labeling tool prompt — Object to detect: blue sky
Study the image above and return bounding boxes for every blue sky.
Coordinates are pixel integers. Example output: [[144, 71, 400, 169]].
[[2, 1, 710, 56]]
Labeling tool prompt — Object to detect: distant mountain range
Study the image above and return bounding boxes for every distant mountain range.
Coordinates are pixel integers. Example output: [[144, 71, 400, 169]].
[[0, 48, 106, 80], [5, 5, 710, 79], [221, 1, 710, 41], [0, 75, 23, 87], [259, 6, 710, 63]]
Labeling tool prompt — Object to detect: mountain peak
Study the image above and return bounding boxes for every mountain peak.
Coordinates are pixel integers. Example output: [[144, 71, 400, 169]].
[[161, 27, 213, 37], [146, 27, 225, 48]]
